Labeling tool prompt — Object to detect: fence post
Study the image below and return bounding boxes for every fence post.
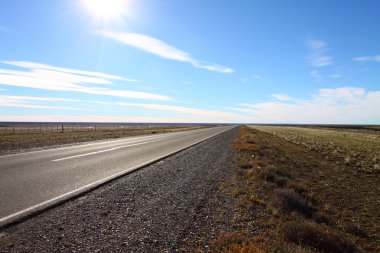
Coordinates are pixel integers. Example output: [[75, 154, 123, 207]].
[[13, 126, 15, 134], [61, 124, 64, 133]]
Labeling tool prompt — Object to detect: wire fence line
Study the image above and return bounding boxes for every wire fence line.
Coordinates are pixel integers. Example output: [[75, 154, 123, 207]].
[[0, 124, 204, 134]]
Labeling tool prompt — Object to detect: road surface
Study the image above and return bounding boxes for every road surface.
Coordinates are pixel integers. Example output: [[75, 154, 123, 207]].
[[0, 125, 234, 226]]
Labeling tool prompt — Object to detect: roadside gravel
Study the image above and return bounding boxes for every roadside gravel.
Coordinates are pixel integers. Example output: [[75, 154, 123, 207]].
[[0, 127, 239, 252]]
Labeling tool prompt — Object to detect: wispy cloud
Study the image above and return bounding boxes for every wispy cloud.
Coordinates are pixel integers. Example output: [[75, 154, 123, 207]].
[[2, 61, 137, 82], [169, 90, 183, 95], [307, 39, 333, 67], [235, 87, 380, 124], [0, 115, 242, 123], [0, 61, 170, 101], [253, 75, 263, 80], [0, 95, 108, 105], [310, 70, 322, 80], [329, 72, 342, 78], [117, 102, 250, 122], [0, 95, 81, 110], [271, 94, 301, 102], [353, 54, 380, 63], [99, 31, 234, 73]]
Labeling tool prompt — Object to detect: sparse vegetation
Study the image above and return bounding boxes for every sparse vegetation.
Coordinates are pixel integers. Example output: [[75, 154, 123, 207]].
[[216, 126, 379, 252], [273, 188, 315, 217], [251, 125, 380, 174], [283, 221, 358, 253], [0, 125, 208, 155], [211, 232, 263, 253], [257, 167, 291, 187]]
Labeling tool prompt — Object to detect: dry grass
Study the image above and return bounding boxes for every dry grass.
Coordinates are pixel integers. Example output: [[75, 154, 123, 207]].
[[257, 167, 291, 188], [273, 189, 315, 218], [225, 126, 379, 252], [251, 125, 380, 173], [0, 126, 207, 154], [283, 221, 358, 253], [211, 232, 264, 253]]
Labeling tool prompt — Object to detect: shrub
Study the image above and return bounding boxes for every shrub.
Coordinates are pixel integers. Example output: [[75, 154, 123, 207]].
[[344, 223, 368, 238], [257, 167, 292, 186], [241, 164, 252, 170], [287, 182, 308, 196], [273, 176, 288, 187], [283, 222, 358, 253], [312, 212, 332, 225], [273, 189, 315, 217]]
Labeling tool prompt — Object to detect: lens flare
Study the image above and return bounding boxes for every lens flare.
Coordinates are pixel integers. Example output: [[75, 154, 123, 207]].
[[83, 0, 127, 20]]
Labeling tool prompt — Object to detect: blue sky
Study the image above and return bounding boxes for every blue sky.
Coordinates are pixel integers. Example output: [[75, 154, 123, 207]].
[[0, 0, 379, 123]]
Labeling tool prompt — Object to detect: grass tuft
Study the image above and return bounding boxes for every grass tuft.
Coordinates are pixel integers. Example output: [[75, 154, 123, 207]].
[[257, 167, 291, 187], [283, 221, 358, 253], [273, 189, 315, 217]]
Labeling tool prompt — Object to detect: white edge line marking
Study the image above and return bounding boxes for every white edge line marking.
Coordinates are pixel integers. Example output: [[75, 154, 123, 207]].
[[0, 126, 235, 227], [52, 139, 160, 162]]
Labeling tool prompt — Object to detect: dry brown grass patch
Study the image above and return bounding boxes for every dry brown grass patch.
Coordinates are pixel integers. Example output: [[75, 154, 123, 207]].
[[283, 221, 358, 253], [273, 189, 315, 218], [211, 232, 264, 253]]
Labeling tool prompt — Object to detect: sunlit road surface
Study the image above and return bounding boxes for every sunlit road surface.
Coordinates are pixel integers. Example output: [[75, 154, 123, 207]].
[[0, 126, 235, 225]]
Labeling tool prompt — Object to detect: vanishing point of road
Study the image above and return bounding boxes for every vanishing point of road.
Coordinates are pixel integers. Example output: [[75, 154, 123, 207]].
[[0, 126, 235, 226]]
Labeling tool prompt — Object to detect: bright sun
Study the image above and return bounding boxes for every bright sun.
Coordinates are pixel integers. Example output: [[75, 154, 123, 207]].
[[83, 0, 127, 20]]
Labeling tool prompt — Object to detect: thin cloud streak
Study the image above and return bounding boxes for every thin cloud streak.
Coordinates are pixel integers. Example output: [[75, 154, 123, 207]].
[[117, 102, 251, 122], [0, 96, 80, 110], [99, 31, 234, 73], [307, 39, 333, 67], [3, 61, 137, 82], [353, 55, 380, 62], [0, 95, 109, 105], [0, 61, 170, 101], [0, 115, 241, 123], [271, 94, 300, 102]]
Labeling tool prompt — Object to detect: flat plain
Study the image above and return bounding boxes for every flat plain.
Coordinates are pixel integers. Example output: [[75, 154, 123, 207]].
[[0, 125, 208, 155], [252, 125, 380, 173], [228, 125, 379, 252]]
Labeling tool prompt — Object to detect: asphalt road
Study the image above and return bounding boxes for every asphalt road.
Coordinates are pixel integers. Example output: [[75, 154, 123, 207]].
[[0, 126, 234, 225]]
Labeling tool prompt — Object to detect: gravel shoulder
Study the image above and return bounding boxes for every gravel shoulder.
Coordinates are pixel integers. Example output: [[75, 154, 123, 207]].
[[0, 127, 239, 252]]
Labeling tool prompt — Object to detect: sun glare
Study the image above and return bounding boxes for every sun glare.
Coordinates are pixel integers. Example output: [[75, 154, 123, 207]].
[[83, 0, 127, 20]]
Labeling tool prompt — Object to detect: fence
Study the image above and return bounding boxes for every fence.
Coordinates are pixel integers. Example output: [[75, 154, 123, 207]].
[[0, 124, 192, 134]]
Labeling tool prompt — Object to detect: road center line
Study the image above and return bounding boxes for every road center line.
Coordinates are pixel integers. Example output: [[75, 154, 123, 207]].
[[52, 140, 160, 162]]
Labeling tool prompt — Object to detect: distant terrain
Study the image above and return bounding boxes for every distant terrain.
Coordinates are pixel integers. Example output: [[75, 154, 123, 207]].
[[0, 123, 213, 155], [253, 125, 380, 173]]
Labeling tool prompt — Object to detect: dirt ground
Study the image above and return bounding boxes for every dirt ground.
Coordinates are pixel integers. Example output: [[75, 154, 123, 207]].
[[228, 126, 379, 252]]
